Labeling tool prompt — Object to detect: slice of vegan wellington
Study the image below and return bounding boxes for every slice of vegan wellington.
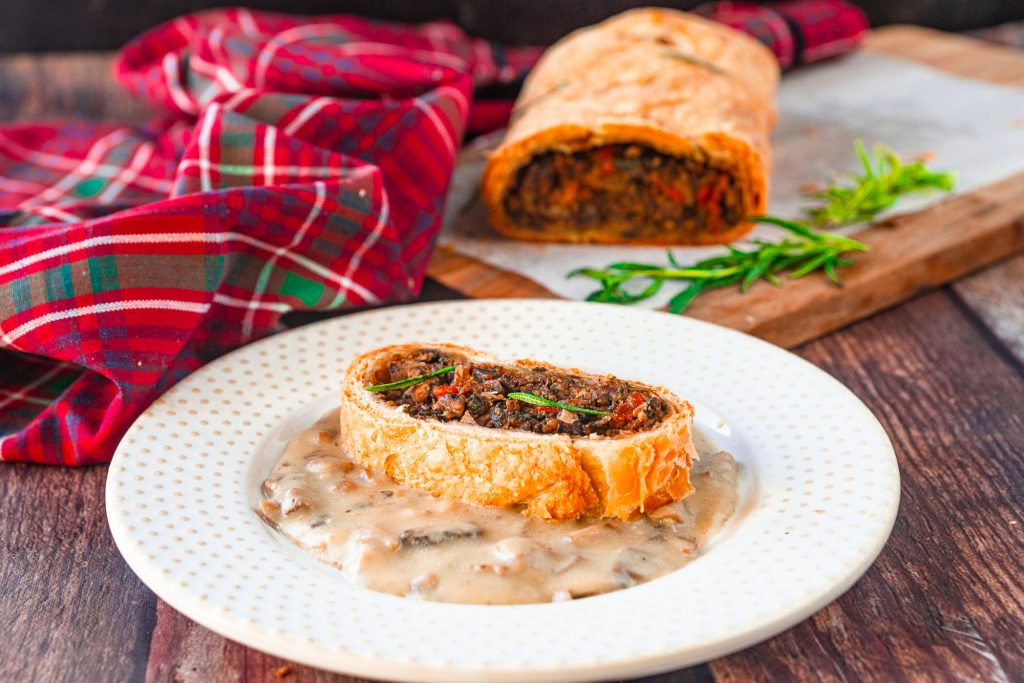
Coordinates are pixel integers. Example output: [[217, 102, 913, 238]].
[[337, 343, 698, 520]]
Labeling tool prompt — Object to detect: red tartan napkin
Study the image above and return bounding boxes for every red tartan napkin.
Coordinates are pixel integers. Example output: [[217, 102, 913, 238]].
[[0, 3, 867, 466], [695, 1, 869, 68]]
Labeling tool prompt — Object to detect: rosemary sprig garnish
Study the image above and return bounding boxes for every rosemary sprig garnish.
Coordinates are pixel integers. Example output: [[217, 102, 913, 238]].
[[364, 365, 456, 392], [506, 391, 612, 416], [570, 141, 956, 314]]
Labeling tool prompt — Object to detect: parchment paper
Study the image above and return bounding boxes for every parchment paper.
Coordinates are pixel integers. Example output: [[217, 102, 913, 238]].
[[439, 52, 1024, 307]]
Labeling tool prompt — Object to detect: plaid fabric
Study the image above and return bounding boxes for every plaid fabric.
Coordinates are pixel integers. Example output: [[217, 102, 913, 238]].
[[0, 3, 866, 466], [696, 1, 869, 69], [0, 9, 540, 465]]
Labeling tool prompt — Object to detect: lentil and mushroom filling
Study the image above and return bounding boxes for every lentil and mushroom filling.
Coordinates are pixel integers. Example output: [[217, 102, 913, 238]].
[[503, 143, 744, 238], [372, 349, 668, 437]]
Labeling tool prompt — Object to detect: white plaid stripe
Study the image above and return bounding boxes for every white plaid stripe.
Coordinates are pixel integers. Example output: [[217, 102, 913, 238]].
[[0, 230, 378, 303], [422, 23, 448, 51], [222, 88, 261, 112], [227, 231, 378, 303], [163, 52, 199, 115], [32, 206, 85, 223], [1, 300, 212, 346], [172, 15, 193, 39], [212, 293, 289, 313], [0, 362, 72, 412], [472, 39, 493, 80], [190, 38, 245, 101], [241, 181, 326, 336], [255, 29, 469, 87], [18, 130, 130, 209], [283, 96, 334, 136], [436, 84, 470, 121], [0, 392, 54, 408], [196, 103, 219, 192], [194, 71, 222, 106], [339, 174, 391, 293], [236, 8, 260, 37], [0, 131, 173, 194], [207, 26, 245, 91], [0, 233, 209, 276], [176, 159, 350, 178], [413, 97, 456, 156], [1, 177, 50, 195], [263, 126, 276, 186], [255, 25, 337, 88], [97, 143, 155, 205]]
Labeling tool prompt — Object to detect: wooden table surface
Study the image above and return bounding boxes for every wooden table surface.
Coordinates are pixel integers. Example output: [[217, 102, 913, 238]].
[[2, 40, 1023, 683]]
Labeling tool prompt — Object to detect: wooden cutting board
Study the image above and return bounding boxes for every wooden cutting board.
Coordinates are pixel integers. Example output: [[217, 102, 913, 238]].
[[426, 26, 1024, 349]]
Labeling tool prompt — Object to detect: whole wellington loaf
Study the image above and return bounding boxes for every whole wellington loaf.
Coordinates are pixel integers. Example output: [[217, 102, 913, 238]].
[[482, 8, 779, 245], [338, 343, 697, 520]]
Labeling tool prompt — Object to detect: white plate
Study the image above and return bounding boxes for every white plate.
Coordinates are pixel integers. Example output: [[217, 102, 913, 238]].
[[106, 300, 899, 682]]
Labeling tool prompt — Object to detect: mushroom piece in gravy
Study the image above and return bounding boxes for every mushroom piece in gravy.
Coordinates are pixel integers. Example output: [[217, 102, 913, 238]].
[[257, 409, 739, 605]]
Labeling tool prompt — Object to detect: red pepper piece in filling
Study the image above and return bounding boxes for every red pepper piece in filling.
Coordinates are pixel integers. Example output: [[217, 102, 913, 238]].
[[610, 391, 647, 429], [595, 148, 616, 176], [697, 174, 730, 232], [432, 385, 458, 398], [650, 177, 683, 203], [534, 405, 558, 414]]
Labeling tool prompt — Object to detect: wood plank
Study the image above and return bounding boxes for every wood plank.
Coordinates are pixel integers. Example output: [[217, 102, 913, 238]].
[[708, 289, 1024, 682], [866, 24, 1024, 87], [684, 171, 1024, 347], [426, 245, 558, 299], [427, 25, 1024, 348], [953, 254, 1024, 364], [0, 464, 157, 681], [864, 25, 1024, 366], [0, 52, 154, 124], [145, 601, 368, 683]]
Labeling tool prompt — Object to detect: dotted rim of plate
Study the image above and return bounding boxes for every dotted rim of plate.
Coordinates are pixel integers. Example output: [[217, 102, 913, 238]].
[[106, 299, 899, 683]]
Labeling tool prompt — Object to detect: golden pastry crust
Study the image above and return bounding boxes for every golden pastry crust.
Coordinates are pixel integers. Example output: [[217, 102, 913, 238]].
[[482, 8, 779, 245], [337, 343, 697, 520]]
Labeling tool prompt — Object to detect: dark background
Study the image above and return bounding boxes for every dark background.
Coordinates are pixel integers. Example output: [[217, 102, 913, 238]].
[[3, 0, 1024, 51]]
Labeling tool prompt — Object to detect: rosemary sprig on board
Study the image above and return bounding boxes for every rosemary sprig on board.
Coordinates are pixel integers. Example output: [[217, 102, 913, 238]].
[[572, 217, 868, 313], [506, 391, 612, 416], [805, 140, 956, 226], [570, 141, 956, 314], [364, 365, 456, 392]]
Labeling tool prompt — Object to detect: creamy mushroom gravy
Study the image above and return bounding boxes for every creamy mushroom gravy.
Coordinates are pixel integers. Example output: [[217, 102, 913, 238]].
[[257, 409, 739, 605]]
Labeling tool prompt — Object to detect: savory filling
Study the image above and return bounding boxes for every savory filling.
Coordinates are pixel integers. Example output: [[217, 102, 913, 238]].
[[503, 143, 744, 237], [370, 348, 668, 436]]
